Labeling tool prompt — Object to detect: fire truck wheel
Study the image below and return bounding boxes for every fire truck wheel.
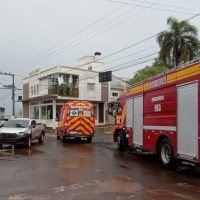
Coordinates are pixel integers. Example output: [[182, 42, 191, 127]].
[[158, 138, 174, 168], [87, 137, 92, 143], [117, 131, 126, 151]]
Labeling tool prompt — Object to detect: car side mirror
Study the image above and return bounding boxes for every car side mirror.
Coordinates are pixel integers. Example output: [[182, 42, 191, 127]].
[[30, 124, 36, 128]]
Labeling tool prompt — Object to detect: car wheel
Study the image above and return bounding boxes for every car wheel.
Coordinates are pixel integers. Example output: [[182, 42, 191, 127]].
[[86, 137, 92, 143], [158, 138, 174, 168], [38, 133, 44, 144]]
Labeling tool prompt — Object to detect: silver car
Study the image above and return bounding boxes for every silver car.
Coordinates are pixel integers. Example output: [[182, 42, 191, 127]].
[[0, 118, 45, 148]]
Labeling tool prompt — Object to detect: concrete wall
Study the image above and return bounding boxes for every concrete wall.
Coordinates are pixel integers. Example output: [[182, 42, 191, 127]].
[[23, 83, 29, 101], [22, 102, 29, 118]]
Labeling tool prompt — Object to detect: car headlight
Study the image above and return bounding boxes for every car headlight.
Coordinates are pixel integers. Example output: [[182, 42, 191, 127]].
[[17, 132, 28, 136]]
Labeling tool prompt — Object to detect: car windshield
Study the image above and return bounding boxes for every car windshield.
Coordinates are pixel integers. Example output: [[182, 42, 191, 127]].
[[0, 120, 6, 125], [4, 120, 29, 128]]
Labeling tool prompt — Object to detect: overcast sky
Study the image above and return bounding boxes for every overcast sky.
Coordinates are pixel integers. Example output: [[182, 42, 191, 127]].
[[0, 0, 199, 114]]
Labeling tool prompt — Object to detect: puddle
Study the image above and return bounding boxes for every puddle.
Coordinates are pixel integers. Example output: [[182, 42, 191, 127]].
[[174, 183, 200, 191], [147, 189, 198, 200], [8, 194, 25, 200], [59, 159, 91, 169], [62, 143, 95, 154], [95, 177, 141, 193], [78, 146, 94, 153], [0, 147, 44, 158]]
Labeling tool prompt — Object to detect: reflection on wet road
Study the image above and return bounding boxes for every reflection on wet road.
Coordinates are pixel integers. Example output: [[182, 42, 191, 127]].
[[0, 129, 200, 200]]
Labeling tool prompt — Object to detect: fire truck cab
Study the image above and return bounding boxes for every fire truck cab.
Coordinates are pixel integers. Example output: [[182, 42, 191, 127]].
[[114, 58, 200, 168], [57, 101, 95, 143]]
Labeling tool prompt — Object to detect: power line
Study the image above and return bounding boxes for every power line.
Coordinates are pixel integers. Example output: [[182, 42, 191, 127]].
[[20, 0, 134, 65], [4, 13, 200, 102], [106, 0, 200, 12], [97, 12, 200, 61], [106, 45, 158, 64], [24, 0, 198, 68], [19, 0, 160, 67], [48, 8, 198, 77], [21, 20, 200, 85]]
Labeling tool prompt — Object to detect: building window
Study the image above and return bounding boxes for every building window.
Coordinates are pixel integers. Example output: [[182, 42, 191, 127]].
[[36, 84, 39, 95], [41, 105, 53, 120], [112, 92, 119, 97], [56, 105, 63, 119], [31, 85, 39, 96], [88, 66, 92, 71], [41, 100, 53, 104], [31, 86, 34, 96], [34, 85, 36, 95], [87, 83, 95, 91], [30, 101, 39, 106], [30, 106, 39, 119], [48, 73, 79, 97]]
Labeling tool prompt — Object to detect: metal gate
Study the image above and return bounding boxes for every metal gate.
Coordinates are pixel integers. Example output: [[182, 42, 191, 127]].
[[133, 96, 143, 146], [177, 82, 198, 159]]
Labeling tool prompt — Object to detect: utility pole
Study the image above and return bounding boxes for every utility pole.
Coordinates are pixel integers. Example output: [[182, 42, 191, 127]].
[[12, 74, 15, 116], [0, 72, 21, 116]]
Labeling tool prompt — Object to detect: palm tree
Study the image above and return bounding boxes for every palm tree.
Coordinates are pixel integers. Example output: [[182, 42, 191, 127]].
[[157, 17, 199, 67]]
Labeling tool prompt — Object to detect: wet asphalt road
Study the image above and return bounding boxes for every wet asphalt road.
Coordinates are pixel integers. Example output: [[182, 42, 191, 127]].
[[0, 127, 200, 200]]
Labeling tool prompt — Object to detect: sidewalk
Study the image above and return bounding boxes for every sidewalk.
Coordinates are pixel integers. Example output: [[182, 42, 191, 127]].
[[95, 125, 114, 135]]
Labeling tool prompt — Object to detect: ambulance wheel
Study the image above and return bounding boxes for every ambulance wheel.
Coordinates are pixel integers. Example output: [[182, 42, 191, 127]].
[[61, 135, 66, 143], [87, 137, 92, 143], [117, 131, 126, 151], [158, 138, 174, 168], [57, 135, 60, 140], [56, 129, 60, 140]]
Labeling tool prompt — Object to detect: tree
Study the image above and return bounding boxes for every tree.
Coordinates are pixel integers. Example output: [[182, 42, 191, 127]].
[[157, 17, 199, 67], [129, 59, 169, 85]]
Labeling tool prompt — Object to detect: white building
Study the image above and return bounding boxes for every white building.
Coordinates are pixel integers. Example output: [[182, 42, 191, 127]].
[[22, 52, 110, 128], [107, 76, 129, 117], [109, 76, 128, 102]]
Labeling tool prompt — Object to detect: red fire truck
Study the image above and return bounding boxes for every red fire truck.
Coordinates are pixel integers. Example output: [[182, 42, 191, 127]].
[[113, 58, 200, 168]]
